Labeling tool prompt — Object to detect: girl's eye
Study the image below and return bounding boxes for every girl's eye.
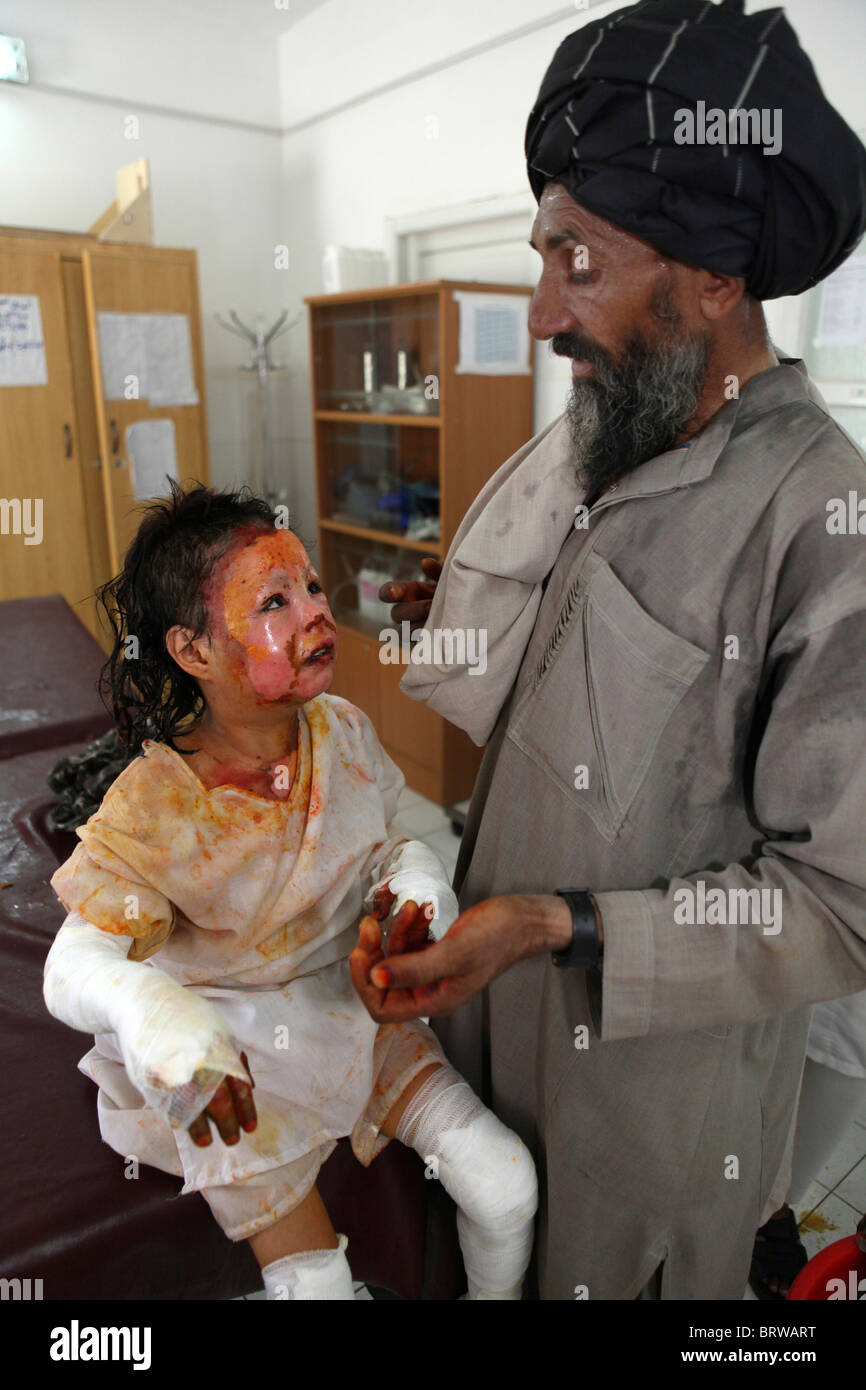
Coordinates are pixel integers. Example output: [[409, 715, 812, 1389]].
[[262, 594, 285, 611], [308, 580, 322, 595]]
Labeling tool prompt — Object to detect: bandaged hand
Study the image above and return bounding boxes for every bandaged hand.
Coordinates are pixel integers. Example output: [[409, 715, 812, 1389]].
[[43, 912, 256, 1135], [363, 838, 459, 949]]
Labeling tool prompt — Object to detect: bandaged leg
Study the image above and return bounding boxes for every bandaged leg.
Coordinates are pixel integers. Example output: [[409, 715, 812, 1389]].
[[261, 1235, 355, 1300], [395, 1065, 537, 1299]]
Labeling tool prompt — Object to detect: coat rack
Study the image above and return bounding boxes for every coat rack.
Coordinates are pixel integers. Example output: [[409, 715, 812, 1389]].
[[214, 309, 300, 507]]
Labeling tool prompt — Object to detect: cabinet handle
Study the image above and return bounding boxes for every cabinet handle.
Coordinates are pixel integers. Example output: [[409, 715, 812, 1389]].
[[110, 418, 120, 454], [62, 423, 73, 458]]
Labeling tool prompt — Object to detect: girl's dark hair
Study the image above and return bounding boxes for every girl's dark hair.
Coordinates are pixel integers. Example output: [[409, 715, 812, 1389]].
[[98, 481, 302, 751]]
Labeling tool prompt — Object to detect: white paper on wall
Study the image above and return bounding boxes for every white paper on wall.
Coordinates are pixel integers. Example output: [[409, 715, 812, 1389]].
[[97, 312, 148, 400], [454, 291, 532, 376], [815, 257, 866, 347], [97, 311, 199, 405], [125, 419, 179, 501], [143, 315, 199, 406], [0, 295, 49, 387]]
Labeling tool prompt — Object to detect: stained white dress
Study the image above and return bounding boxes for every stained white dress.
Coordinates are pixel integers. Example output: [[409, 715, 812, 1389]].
[[50, 693, 449, 1237]]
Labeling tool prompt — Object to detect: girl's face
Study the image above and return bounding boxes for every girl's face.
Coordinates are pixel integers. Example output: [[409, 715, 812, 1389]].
[[205, 528, 337, 705]]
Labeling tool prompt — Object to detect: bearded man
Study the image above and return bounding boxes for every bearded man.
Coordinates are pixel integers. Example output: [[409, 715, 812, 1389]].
[[351, 0, 866, 1299]]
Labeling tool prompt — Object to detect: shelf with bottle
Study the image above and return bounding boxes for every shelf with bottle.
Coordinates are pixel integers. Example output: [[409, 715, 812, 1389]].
[[311, 291, 441, 418]]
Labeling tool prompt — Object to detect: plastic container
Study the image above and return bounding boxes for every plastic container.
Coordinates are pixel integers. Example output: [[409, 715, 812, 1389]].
[[787, 1234, 866, 1300]]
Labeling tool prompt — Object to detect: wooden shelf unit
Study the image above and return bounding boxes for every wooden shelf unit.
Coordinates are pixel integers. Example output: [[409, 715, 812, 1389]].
[[305, 279, 534, 805]]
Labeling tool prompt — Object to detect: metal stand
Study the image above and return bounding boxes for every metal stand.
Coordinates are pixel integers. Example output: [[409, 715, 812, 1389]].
[[214, 309, 300, 507]]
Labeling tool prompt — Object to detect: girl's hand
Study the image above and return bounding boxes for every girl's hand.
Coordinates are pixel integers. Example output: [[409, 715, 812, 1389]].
[[368, 882, 435, 955], [351, 896, 542, 1022], [350, 903, 440, 1021], [187, 1050, 257, 1147]]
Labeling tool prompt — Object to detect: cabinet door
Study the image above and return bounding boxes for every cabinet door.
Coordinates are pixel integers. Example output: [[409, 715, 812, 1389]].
[[378, 657, 443, 801], [329, 622, 380, 725], [82, 246, 209, 573], [0, 247, 95, 623]]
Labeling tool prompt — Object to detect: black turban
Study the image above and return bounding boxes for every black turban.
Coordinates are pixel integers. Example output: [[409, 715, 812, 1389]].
[[525, 0, 866, 299]]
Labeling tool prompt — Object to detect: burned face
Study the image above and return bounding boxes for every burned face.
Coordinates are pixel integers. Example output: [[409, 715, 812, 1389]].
[[207, 529, 337, 703]]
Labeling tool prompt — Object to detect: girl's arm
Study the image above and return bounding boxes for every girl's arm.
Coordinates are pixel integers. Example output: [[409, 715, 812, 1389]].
[[43, 911, 250, 1129]]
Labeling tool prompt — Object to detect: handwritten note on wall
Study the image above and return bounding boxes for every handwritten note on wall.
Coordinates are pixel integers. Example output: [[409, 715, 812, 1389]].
[[0, 295, 49, 387]]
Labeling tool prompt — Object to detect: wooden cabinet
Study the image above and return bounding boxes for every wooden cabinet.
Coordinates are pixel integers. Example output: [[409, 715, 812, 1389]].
[[0, 228, 209, 644], [305, 280, 534, 805]]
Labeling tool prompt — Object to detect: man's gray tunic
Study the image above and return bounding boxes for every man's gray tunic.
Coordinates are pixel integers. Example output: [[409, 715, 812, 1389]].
[[434, 357, 866, 1299]]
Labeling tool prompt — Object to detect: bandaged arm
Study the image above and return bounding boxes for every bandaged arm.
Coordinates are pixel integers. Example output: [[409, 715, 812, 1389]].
[[43, 910, 249, 1129], [363, 838, 459, 943]]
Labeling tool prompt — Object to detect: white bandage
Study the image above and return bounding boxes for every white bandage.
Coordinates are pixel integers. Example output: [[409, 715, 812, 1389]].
[[395, 1066, 538, 1300], [43, 911, 249, 1129], [261, 1235, 355, 1300], [364, 838, 459, 943]]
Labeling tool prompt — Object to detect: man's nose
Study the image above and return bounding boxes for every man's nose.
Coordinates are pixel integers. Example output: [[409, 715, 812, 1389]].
[[529, 271, 577, 342]]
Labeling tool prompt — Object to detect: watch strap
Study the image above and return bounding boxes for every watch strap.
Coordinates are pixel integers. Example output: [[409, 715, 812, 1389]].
[[552, 889, 600, 970]]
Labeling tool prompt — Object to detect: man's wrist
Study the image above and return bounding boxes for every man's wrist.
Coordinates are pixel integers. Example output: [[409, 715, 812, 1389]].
[[525, 893, 603, 955]]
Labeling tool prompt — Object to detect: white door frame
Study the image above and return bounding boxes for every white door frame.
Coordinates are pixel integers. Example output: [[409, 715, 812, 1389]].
[[385, 191, 536, 283]]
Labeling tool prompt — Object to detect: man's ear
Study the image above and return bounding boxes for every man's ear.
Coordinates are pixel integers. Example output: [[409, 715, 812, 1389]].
[[166, 625, 212, 683], [695, 269, 746, 323]]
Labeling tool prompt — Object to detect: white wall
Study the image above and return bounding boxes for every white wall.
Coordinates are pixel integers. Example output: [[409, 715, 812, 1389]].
[[276, 0, 866, 542], [0, 0, 319, 492], [2, 0, 863, 537]]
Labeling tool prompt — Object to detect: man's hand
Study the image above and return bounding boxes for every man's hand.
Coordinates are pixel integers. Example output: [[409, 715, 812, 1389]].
[[187, 1049, 257, 1147], [350, 894, 551, 1022], [379, 557, 442, 631]]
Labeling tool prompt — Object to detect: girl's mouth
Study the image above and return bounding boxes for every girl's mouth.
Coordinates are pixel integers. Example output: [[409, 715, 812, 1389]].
[[303, 641, 335, 665]]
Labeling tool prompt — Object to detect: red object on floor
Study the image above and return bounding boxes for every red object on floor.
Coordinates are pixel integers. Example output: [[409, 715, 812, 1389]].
[[787, 1235, 866, 1300]]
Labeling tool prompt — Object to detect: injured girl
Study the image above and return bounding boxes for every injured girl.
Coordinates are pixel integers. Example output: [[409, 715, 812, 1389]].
[[43, 483, 536, 1301]]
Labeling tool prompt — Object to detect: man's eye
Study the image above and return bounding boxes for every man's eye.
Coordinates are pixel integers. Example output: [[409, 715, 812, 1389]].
[[569, 272, 592, 284]]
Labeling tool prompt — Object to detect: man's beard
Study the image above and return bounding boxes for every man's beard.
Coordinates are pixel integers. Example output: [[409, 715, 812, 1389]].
[[557, 313, 711, 498]]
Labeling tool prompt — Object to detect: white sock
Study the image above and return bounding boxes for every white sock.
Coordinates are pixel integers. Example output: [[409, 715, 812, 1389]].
[[261, 1234, 355, 1300], [396, 1066, 537, 1300]]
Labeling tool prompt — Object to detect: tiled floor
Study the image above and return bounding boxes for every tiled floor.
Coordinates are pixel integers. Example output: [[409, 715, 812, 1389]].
[[239, 785, 866, 1300], [743, 1096, 866, 1300]]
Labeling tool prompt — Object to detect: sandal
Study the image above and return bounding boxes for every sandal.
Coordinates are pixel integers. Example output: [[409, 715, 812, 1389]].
[[749, 1205, 808, 1301]]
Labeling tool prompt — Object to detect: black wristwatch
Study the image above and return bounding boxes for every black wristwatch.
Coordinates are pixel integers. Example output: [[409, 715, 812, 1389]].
[[551, 889, 601, 969]]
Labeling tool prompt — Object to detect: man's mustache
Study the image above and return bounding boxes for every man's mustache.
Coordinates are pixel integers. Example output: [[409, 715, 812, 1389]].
[[551, 332, 613, 374]]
